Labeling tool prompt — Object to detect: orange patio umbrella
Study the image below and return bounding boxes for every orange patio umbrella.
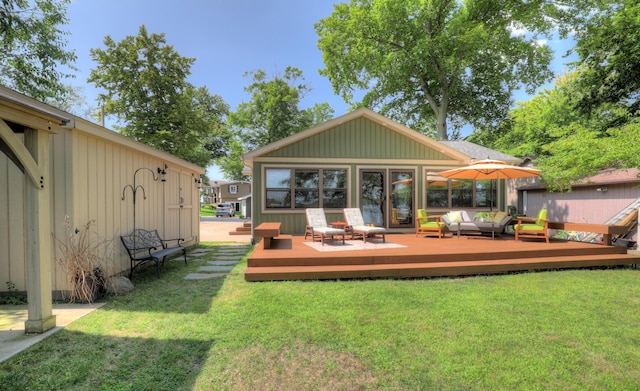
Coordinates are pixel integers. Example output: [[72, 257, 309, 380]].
[[438, 159, 541, 180], [426, 172, 462, 187], [438, 159, 541, 210], [392, 174, 462, 187]]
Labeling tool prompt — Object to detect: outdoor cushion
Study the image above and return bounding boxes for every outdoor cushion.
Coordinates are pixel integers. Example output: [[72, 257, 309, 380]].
[[535, 209, 548, 225], [343, 208, 366, 226], [306, 208, 329, 227], [518, 224, 544, 231]]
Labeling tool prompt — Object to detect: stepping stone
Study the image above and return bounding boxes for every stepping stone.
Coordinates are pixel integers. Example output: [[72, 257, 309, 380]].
[[190, 249, 214, 255], [213, 257, 242, 262], [214, 254, 244, 258], [199, 265, 235, 272], [184, 273, 227, 280], [216, 250, 250, 254], [208, 260, 239, 266]]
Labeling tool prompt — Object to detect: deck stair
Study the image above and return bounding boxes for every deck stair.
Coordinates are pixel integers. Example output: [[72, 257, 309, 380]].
[[229, 221, 252, 235], [580, 197, 640, 243]]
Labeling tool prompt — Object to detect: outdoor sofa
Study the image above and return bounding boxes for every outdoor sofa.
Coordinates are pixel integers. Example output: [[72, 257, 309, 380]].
[[442, 210, 512, 239]]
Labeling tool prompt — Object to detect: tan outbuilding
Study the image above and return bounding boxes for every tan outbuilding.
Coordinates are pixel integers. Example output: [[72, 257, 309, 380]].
[[0, 85, 204, 332]]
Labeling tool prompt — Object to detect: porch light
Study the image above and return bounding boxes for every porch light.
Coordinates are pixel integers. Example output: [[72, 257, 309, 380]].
[[157, 164, 167, 182]]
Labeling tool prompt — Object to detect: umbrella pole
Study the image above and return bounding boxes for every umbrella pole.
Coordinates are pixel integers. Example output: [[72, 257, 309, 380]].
[[490, 180, 493, 211]]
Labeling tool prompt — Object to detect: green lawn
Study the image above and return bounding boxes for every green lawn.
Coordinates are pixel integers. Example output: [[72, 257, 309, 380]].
[[200, 204, 215, 216], [1, 243, 639, 390]]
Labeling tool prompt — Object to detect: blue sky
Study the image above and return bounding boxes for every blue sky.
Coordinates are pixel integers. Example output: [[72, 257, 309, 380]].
[[65, 0, 575, 179]]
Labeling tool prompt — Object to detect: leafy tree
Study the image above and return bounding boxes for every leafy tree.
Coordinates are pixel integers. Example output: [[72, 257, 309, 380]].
[[469, 71, 640, 191], [469, 1, 640, 191], [0, 0, 76, 101], [217, 67, 334, 179], [88, 25, 230, 167], [216, 138, 249, 181], [231, 67, 334, 150], [571, 0, 640, 115], [315, 0, 572, 140]]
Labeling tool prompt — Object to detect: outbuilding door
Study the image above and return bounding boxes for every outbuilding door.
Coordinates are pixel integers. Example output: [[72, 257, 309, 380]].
[[165, 170, 196, 242]]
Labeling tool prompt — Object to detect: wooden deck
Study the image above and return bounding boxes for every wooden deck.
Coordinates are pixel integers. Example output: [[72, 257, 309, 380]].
[[245, 233, 640, 282]]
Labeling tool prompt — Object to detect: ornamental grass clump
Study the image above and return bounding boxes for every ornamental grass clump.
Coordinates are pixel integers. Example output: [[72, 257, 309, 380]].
[[55, 216, 116, 303]]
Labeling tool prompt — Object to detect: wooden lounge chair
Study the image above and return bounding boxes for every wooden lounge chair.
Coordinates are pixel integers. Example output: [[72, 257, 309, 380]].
[[416, 209, 447, 238], [515, 209, 549, 243], [343, 208, 386, 243], [305, 208, 345, 245]]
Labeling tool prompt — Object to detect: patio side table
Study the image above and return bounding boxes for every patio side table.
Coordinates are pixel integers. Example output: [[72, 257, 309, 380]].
[[329, 221, 353, 239]]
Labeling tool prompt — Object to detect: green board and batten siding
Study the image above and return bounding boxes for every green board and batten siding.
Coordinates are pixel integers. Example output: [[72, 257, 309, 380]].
[[252, 116, 458, 235], [263, 117, 452, 161]]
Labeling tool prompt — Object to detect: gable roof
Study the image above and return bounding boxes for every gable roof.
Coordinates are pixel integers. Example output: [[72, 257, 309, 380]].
[[242, 108, 475, 168]]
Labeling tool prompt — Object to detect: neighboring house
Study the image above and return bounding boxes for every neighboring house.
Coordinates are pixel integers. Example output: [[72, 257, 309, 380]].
[[208, 180, 251, 215], [201, 180, 227, 204], [0, 85, 204, 332], [507, 165, 640, 242], [242, 108, 523, 235], [238, 194, 252, 219]]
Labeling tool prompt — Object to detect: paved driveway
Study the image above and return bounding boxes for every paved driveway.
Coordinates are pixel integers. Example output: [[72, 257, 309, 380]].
[[199, 217, 252, 243]]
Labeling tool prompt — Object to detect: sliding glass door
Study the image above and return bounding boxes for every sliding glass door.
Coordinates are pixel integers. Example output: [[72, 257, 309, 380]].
[[359, 169, 414, 228], [360, 170, 385, 227]]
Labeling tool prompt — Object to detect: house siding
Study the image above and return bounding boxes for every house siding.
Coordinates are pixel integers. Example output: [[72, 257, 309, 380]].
[[522, 184, 639, 242], [263, 117, 452, 161], [1, 116, 203, 294]]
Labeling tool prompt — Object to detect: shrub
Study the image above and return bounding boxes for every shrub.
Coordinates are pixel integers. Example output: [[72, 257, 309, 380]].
[[55, 217, 117, 304]]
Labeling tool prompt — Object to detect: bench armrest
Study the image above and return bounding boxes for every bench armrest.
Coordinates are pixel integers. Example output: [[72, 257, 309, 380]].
[[161, 237, 184, 248]]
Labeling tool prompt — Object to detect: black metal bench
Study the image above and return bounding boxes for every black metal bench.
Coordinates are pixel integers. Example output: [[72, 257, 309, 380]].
[[120, 229, 187, 278]]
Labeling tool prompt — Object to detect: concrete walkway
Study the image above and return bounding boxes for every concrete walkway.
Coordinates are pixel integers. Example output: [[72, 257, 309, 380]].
[[0, 219, 254, 364], [0, 303, 105, 363]]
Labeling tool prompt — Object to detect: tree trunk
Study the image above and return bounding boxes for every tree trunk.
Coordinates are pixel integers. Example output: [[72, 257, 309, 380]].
[[435, 105, 448, 140]]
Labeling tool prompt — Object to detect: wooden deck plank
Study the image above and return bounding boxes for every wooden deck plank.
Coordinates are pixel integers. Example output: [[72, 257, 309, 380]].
[[245, 234, 639, 281]]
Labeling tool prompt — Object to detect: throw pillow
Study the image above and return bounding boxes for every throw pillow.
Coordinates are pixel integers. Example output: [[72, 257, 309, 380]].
[[492, 211, 508, 224], [447, 211, 463, 223], [473, 212, 488, 221]]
